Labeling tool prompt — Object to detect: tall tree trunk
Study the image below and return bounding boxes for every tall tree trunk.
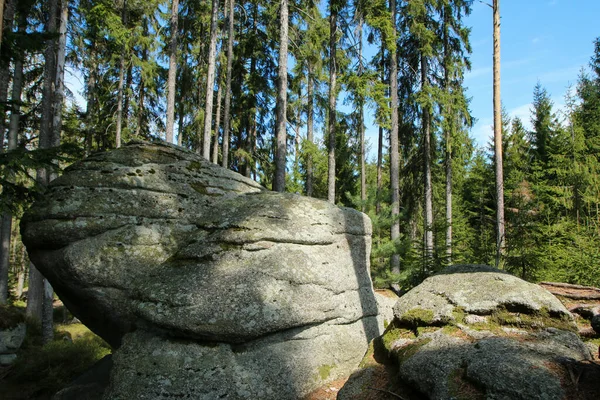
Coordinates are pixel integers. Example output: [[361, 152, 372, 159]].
[[0, 215, 9, 303], [376, 125, 383, 215], [51, 0, 67, 147], [389, 0, 400, 277], [493, 0, 505, 268], [358, 19, 366, 212], [221, 0, 234, 168], [0, 0, 22, 304], [16, 245, 25, 299], [0, 0, 15, 149], [28, 0, 60, 345], [202, 0, 219, 160], [327, 2, 337, 203], [115, 2, 127, 148], [445, 127, 453, 264], [422, 54, 433, 270], [376, 43, 385, 217], [0, 0, 4, 48], [178, 97, 184, 146], [135, 19, 148, 140], [165, 0, 178, 144], [306, 63, 314, 197], [212, 68, 222, 164], [85, 28, 98, 154], [273, 0, 288, 192], [443, 7, 452, 264]]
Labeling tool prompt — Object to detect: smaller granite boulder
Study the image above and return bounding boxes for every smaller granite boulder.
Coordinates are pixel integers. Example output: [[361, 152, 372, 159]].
[[0, 306, 26, 366], [340, 265, 594, 400]]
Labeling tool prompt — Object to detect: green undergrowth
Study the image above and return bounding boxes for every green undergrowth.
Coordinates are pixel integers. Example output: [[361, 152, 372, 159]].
[[0, 305, 25, 330], [1, 322, 111, 399]]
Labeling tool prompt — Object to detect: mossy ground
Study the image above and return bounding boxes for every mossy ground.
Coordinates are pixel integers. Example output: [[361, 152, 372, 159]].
[[398, 308, 434, 327], [0, 314, 110, 400], [489, 306, 577, 333]]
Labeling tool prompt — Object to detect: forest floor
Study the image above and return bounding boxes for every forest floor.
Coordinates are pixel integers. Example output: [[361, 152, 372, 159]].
[[3, 284, 600, 400]]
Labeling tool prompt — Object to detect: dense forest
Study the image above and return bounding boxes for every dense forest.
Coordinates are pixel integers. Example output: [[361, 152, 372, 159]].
[[1, 0, 600, 325]]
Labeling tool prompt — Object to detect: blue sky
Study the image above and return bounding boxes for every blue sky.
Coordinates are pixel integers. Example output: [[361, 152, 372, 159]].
[[465, 0, 600, 147], [65, 1, 600, 159]]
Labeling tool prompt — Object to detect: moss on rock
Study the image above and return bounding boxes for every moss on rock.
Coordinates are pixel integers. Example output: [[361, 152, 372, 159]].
[[398, 308, 434, 327]]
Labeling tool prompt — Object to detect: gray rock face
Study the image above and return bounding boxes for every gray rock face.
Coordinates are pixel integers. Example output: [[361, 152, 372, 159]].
[[393, 264, 572, 326], [22, 141, 381, 399], [366, 265, 592, 400], [0, 323, 26, 365]]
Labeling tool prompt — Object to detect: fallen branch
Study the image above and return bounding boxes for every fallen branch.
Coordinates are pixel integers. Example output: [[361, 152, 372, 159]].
[[367, 386, 407, 399]]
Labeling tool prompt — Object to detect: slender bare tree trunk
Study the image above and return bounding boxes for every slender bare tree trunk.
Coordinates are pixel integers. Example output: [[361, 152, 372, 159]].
[[443, 8, 452, 265], [28, 0, 61, 345], [493, 0, 505, 268], [8, 13, 26, 148], [52, 0, 67, 147], [389, 0, 400, 277], [177, 100, 184, 146], [0, 0, 4, 48], [0, 0, 15, 148], [358, 19, 366, 212], [115, 2, 127, 148], [221, 0, 234, 168], [134, 20, 148, 140], [273, 0, 288, 192], [306, 63, 314, 197], [212, 69, 222, 164], [422, 54, 434, 270], [165, 0, 178, 143], [16, 245, 25, 298], [376, 43, 385, 217], [0, 5, 21, 300], [85, 30, 98, 153], [0, 215, 10, 303], [445, 127, 453, 264], [202, 0, 219, 159], [327, 2, 337, 203]]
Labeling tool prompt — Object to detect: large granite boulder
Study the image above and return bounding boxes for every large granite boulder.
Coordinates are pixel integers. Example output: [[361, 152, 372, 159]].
[[22, 141, 382, 399], [339, 265, 594, 400]]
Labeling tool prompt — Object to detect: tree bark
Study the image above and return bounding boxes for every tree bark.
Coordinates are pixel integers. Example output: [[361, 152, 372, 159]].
[[327, 2, 337, 203], [221, 0, 234, 168], [0, 0, 4, 48], [212, 67, 222, 164], [202, 0, 219, 160], [28, 0, 60, 344], [493, 0, 505, 268], [85, 28, 98, 153], [306, 63, 314, 197], [0, 215, 10, 303], [422, 54, 433, 270], [135, 19, 148, 140], [273, 0, 289, 192], [358, 19, 366, 212], [115, 2, 127, 148], [0, 0, 22, 304], [52, 0, 67, 148], [165, 0, 178, 144], [389, 0, 400, 276], [0, 0, 15, 149], [376, 43, 385, 217], [443, 7, 452, 264]]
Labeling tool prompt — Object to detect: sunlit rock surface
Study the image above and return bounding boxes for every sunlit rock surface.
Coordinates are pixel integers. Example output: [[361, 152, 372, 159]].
[[22, 141, 383, 399]]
